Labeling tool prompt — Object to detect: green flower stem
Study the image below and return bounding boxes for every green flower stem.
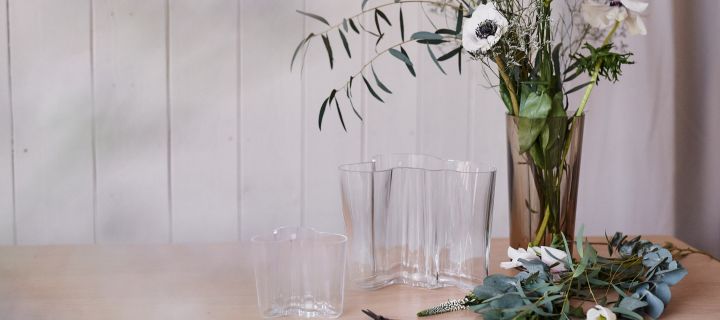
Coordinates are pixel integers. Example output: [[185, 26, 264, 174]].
[[575, 20, 620, 116], [532, 205, 551, 246], [495, 56, 520, 116]]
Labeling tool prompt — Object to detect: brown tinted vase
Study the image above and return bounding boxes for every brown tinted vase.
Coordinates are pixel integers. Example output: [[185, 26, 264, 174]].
[[506, 115, 584, 248]]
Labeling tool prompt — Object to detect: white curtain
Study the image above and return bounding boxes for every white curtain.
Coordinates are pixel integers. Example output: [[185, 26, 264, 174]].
[[673, 0, 720, 257]]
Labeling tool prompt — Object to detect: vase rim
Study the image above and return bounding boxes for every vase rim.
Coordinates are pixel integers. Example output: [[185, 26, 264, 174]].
[[505, 113, 585, 119], [338, 153, 497, 174]]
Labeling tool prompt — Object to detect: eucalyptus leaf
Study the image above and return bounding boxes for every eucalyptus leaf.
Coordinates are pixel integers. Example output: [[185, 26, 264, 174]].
[[348, 18, 360, 34], [371, 66, 392, 94], [338, 30, 351, 58], [427, 45, 447, 75], [389, 48, 412, 66], [437, 47, 461, 61], [290, 33, 315, 70], [653, 282, 672, 304], [321, 34, 334, 69], [411, 31, 443, 41], [638, 287, 665, 319], [399, 7, 405, 41], [618, 296, 648, 311], [296, 10, 330, 26], [334, 97, 347, 132], [611, 307, 644, 320], [362, 75, 384, 103], [318, 96, 330, 131], [455, 7, 463, 34]]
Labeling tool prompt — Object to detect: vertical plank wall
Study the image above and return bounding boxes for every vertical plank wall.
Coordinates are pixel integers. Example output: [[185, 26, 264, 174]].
[[93, 0, 170, 243], [169, 0, 238, 243], [239, 0, 303, 241], [0, 0, 13, 244], [10, 0, 94, 244], [0, 0, 675, 244]]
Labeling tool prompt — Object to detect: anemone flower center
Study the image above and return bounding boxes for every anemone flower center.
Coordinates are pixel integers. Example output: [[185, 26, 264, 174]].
[[609, 0, 623, 6], [475, 20, 498, 39]]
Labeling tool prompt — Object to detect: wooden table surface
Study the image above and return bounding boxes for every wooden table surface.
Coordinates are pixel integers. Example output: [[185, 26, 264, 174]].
[[0, 236, 717, 319]]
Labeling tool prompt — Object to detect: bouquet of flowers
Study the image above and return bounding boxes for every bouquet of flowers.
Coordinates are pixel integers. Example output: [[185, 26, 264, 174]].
[[292, 1, 701, 318], [292, 0, 648, 248]]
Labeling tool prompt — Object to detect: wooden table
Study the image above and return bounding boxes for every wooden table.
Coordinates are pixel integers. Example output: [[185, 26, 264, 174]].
[[0, 236, 717, 319]]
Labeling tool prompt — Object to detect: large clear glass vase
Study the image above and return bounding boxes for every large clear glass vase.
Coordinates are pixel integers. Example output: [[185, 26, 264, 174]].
[[506, 115, 585, 248], [339, 154, 496, 291]]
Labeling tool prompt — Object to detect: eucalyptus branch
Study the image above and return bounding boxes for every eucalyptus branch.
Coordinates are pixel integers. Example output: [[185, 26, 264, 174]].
[[309, 0, 461, 38], [341, 37, 458, 91]]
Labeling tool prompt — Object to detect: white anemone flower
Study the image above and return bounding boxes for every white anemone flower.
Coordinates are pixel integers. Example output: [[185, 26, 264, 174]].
[[586, 305, 617, 320], [539, 246, 568, 273], [500, 246, 540, 269], [582, 0, 648, 35], [462, 1, 509, 54]]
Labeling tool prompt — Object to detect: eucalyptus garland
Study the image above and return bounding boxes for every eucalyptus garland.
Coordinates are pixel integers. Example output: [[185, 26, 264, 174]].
[[417, 230, 689, 319]]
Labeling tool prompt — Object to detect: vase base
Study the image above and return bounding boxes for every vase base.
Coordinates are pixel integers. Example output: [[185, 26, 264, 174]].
[[352, 271, 480, 291]]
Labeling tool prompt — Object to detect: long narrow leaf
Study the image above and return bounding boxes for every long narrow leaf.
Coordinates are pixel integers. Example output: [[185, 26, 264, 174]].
[[417, 39, 448, 45], [321, 34, 334, 69], [435, 28, 457, 35], [372, 65, 392, 94], [342, 18, 348, 32], [318, 97, 329, 130], [376, 9, 391, 26], [427, 45, 447, 75], [362, 75, 385, 103], [346, 83, 363, 121], [290, 33, 314, 70], [389, 48, 413, 66], [565, 81, 592, 95], [296, 10, 329, 26], [411, 31, 443, 41], [338, 30, 351, 58], [457, 48, 462, 74], [348, 18, 360, 34], [334, 97, 347, 132], [438, 47, 461, 61], [455, 7, 463, 34], [399, 7, 405, 41], [401, 47, 416, 77]]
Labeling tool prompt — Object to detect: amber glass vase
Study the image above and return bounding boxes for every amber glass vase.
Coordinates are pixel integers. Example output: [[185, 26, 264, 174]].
[[506, 115, 585, 248]]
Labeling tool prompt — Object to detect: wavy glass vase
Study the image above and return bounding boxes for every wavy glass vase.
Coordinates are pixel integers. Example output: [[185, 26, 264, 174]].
[[339, 154, 496, 290], [506, 115, 585, 249]]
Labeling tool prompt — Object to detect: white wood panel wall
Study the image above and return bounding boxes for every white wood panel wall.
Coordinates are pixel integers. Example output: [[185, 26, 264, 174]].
[[0, 0, 675, 244]]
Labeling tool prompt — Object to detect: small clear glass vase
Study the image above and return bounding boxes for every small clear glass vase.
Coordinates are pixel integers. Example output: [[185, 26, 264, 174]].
[[251, 226, 347, 318], [339, 154, 496, 290], [506, 115, 584, 248]]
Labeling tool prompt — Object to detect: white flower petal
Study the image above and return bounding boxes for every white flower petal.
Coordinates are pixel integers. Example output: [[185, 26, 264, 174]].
[[605, 6, 628, 23], [500, 261, 522, 269], [625, 14, 647, 35], [586, 305, 617, 320], [540, 246, 568, 272], [582, 2, 613, 29], [621, 0, 649, 13]]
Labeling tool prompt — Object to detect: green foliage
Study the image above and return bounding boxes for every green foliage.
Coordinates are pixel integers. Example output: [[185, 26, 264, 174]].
[[417, 229, 690, 319], [570, 43, 634, 84]]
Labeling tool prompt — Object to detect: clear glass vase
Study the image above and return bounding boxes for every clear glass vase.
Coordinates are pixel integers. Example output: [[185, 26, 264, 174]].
[[251, 226, 347, 318], [339, 154, 496, 290], [506, 115, 584, 248]]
